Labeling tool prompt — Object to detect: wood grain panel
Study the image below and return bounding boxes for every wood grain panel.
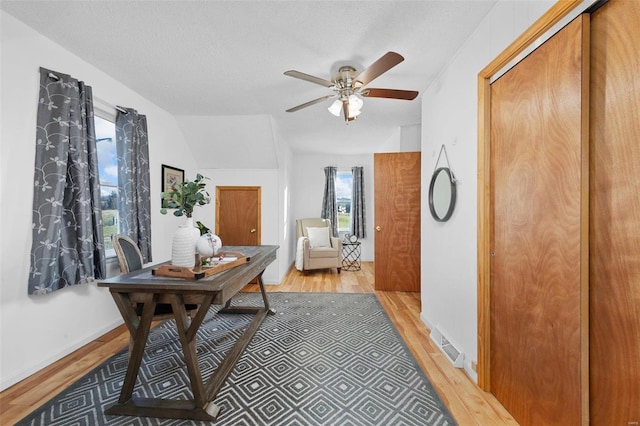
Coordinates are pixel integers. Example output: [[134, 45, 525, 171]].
[[477, 75, 492, 391], [477, 0, 585, 391], [490, 16, 587, 425], [374, 152, 421, 292], [215, 186, 261, 245], [479, 0, 583, 79], [590, 0, 640, 423]]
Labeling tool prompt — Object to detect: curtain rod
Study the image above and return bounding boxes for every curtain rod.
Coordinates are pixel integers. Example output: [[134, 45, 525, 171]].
[[94, 95, 129, 114], [46, 72, 129, 114]]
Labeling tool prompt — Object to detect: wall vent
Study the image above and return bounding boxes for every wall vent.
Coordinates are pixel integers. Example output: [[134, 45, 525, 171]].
[[430, 326, 464, 368]]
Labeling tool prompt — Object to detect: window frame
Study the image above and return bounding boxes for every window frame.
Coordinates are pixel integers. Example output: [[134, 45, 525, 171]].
[[335, 169, 353, 236], [94, 104, 119, 259]]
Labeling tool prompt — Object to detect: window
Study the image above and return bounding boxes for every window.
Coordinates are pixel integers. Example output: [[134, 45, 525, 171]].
[[95, 114, 119, 257], [335, 170, 352, 234]]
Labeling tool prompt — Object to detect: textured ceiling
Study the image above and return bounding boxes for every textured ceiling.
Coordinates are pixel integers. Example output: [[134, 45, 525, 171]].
[[1, 0, 497, 157]]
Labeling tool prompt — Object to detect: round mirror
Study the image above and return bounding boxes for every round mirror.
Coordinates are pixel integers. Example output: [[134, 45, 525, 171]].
[[429, 167, 456, 222]]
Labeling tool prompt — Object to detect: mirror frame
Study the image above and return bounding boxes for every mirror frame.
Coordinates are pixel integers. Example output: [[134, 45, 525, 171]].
[[428, 167, 457, 222]]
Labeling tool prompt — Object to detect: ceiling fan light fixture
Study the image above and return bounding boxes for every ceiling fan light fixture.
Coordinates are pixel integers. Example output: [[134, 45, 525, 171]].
[[284, 52, 418, 124], [348, 94, 363, 111], [328, 99, 342, 116]]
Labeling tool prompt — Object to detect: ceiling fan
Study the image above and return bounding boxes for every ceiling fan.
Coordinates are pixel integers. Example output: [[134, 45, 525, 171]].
[[284, 51, 419, 124]]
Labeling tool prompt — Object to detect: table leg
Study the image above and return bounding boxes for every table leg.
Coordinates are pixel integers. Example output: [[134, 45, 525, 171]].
[[105, 295, 223, 421], [206, 271, 275, 398], [104, 275, 274, 422], [218, 272, 276, 316], [257, 272, 274, 314], [170, 294, 207, 407], [107, 292, 156, 405]]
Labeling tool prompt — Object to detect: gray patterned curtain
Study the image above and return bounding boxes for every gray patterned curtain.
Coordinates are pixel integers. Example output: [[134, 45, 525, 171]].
[[116, 108, 152, 262], [320, 166, 338, 237], [28, 67, 106, 295], [351, 166, 366, 238]]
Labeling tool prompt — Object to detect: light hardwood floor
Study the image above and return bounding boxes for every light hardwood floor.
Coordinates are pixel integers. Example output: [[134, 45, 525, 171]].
[[0, 262, 517, 425]]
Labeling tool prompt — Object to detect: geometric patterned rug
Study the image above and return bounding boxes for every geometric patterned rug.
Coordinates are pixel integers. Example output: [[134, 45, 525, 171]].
[[16, 293, 457, 425]]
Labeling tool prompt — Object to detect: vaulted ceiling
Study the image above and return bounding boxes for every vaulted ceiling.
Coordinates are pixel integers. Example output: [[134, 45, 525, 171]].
[[2, 1, 497, 164]]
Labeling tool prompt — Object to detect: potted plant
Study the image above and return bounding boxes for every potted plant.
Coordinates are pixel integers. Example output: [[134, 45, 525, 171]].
[[160, 173, 210, 218], [160, 173, 211, 267]]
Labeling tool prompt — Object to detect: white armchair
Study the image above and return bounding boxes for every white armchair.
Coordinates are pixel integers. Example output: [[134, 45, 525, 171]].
[[295, 218, 342, 274]]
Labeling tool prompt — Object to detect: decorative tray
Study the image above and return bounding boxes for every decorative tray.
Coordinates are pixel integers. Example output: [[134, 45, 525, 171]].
[[152, 251, 250, 280]]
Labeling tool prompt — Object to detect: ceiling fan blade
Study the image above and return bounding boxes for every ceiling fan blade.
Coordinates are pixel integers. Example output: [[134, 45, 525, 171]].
[[286, 94, 336, 113], [284, 70, 334, 88], [360, 88, 419, 100], [356, 51, 405, 86]]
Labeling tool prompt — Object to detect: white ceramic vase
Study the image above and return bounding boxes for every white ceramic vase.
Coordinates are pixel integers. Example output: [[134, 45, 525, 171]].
[[196, 233, 222, 258], [171, 216, 200, 267]]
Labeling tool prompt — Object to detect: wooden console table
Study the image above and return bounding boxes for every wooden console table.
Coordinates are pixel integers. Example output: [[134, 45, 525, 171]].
[[97, 245, 278, 421]]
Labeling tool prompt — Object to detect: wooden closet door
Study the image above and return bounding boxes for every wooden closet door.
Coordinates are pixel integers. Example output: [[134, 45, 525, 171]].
[[374, 152, 421, 292], [590, 0, 640, 423], [489, 16, 589, 425], [215, 186, 261, 246]]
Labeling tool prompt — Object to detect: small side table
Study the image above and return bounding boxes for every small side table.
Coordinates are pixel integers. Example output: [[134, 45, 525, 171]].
[[342, 242, 361, 271]]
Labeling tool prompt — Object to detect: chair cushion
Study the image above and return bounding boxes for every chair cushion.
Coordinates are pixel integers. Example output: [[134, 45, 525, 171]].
[[309, 246, 339, 259], [307, 226, 331, 248]]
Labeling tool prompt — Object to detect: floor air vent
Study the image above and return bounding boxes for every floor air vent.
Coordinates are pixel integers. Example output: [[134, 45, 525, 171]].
[[430, 326, 464, 368]]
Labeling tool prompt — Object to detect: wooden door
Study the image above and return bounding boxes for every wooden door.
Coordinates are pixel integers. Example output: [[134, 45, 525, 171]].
[[489, 16, 589, 425], [215, 186, 261, 246], [590, 1, 640, 423], [374, 152, 421, 292]]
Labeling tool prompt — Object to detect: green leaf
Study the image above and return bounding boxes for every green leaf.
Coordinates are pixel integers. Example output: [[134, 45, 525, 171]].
[[196, 221, 211, 235], [159, 173, 211, 216]]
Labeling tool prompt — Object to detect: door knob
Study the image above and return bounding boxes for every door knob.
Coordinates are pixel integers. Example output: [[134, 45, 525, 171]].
[[250, 228, 256, 233], [376, 226, 381, 232]]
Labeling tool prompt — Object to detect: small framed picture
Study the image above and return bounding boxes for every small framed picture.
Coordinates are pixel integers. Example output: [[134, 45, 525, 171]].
[[161, 164, 184, 208]]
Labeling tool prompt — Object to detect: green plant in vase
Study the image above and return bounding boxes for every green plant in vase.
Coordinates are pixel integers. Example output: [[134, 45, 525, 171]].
[[160, 173, 211, 267], [160, 173, 211, 218]]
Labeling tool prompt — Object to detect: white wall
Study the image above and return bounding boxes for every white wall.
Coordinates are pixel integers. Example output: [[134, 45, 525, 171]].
[[401, 124, 421, 152], [177, 116, 294, 283], [273, 122, 295, 281], [420, 0, 555, 381], [291, 153, 376, 262], [176, 115, 279, 169], [289, 123, 421, 264], [0, 11, 199, 390]]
